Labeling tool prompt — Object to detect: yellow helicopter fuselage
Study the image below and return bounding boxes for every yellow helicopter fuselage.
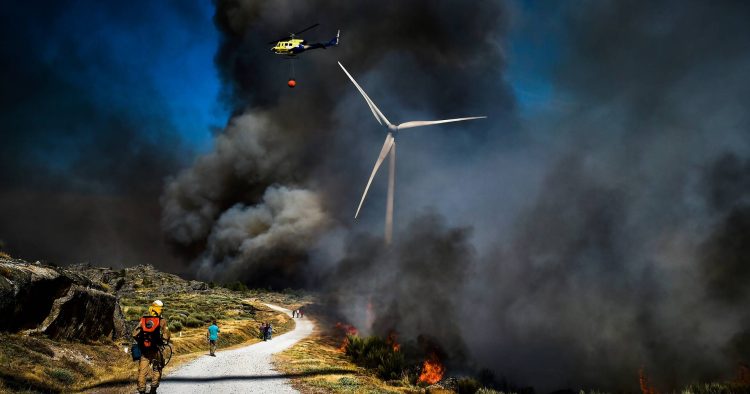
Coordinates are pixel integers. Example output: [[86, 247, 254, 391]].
[[271, 38, 306, 55]]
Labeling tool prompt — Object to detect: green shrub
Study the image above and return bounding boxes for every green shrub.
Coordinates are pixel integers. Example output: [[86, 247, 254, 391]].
[[223, 281, 248, 292], [191, 312, 212, 323], [376, 350, 406, 380], [338, 376, 360, 386], [168, 321, 183, 333], [184, 317, 202, 328], [125, 307, 144, 321], [456, 378, 482, 394], [45, 368, 75, 384], [345, 335, 406, 380]]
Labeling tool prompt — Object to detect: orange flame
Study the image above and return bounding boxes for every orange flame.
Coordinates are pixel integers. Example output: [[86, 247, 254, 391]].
[[639, 368, 658, 394], [387, 331, 400, 352], [339, 336, 349, 352], [418, 354, 445, 385], [737, 362, 750, 385], [335, 322, 358, 352]]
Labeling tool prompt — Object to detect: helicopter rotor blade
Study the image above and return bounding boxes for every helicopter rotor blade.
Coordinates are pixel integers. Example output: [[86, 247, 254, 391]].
[[293, 23, 320, 36], [268, 23, 320, 44], [267, 36, 290, 44]]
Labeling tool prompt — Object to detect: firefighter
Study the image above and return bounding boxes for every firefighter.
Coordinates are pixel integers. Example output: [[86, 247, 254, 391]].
[[132, 300, 171, 394]]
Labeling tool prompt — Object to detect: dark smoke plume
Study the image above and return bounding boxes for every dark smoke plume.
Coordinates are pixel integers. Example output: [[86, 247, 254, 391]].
[[0, 2, 202, 269], [326, 212, 474, 367], [164, 0, 750, 391], [163, 0, 516, 283]]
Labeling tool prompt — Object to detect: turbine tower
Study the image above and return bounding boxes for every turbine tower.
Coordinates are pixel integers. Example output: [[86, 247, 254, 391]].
[[339, 62, 486, 245]]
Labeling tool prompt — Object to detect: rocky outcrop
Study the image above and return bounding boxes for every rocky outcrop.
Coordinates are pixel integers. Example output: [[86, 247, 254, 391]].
[[68, 263, 211, 296], [190, 280, 208, 291], [0, 258, 126, 340], [39, 285, 127, 340], [0, 261, 73, 332]]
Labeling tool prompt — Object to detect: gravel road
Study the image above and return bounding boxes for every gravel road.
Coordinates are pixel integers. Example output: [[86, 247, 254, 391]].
[[157, 304, 313, 394]]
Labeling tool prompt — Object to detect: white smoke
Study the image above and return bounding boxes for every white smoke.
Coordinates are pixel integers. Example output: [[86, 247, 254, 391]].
[[194, 185, 330, 281], [161, 113, 291, 244]]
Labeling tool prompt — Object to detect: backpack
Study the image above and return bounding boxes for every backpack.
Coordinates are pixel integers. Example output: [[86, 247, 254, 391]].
[[137, 316, 163, 348]]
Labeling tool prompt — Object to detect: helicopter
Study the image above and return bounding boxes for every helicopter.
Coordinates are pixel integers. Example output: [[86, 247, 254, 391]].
[[269, 24, 340, 57], [268, 24, 340, 88]]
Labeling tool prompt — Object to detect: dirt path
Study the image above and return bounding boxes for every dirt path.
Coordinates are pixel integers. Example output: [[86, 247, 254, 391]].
[[158, 304, 313, 394]]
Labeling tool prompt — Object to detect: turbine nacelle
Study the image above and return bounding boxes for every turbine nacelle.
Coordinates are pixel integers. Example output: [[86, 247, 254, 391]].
[[338, 61, 486, 245]]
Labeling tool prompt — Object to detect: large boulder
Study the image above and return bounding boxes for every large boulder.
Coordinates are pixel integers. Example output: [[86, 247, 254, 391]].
[[39, 285, 127, 340], [190, 280, 208, 291], [0, 258, 126, 340], [0, 260, 74, 332]]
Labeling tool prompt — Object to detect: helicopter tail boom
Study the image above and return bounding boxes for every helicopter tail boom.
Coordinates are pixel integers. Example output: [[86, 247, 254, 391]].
[[304, 30, 340, 51]]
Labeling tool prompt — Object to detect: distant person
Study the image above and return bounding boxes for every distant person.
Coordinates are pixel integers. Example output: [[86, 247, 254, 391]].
[[207, 320, 220, 356], [267, 323, 273, 340], [261, 322, 268, 341], [299, 308, 304, 318], [132, 300, 171, 394]]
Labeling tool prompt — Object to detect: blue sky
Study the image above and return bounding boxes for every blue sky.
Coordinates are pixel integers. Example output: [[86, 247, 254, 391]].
[[39, 1, 227, 150], [505, 0, 564, 117], [12, 0, 557, 154]]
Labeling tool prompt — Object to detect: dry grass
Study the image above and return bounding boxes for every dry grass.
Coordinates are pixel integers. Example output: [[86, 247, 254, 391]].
[[274, 329, 420, 394], [0, 293, 295, 393], [0, 333, 131, 393]]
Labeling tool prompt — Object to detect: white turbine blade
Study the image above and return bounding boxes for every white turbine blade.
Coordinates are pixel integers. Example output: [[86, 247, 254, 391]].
[[396, 116, 487, 130], [338, 61, 392, 127], [355, 133, 394, 219]]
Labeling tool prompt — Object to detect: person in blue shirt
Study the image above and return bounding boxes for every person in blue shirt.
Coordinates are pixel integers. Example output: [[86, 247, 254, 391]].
[[207, 320, 220, 356]]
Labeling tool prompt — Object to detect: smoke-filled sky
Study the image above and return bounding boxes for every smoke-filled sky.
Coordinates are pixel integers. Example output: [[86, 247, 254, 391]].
[[0, 1, 226, 268], [2, 0, 750, 391]]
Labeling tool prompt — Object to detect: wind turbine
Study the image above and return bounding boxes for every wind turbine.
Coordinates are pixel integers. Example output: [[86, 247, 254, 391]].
[[338, 61, 486, 245]]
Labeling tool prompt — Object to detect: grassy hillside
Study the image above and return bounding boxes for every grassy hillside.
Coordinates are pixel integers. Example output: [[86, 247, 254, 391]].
[[0, 263, 305, 393]]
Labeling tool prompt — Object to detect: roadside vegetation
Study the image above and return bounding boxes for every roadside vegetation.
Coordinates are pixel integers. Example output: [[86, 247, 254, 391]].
[[274, 332, 402, 394], [0, 262, 304, 393], [117, 292, 295, 379]]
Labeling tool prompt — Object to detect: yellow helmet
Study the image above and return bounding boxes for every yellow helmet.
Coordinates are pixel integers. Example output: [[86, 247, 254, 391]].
[[148, 300, 164, 316]]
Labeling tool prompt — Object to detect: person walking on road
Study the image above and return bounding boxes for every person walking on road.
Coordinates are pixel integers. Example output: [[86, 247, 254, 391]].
[[266, 323, 273, 340], [207, 320, 220, 356], [132, 300, 171, 394]]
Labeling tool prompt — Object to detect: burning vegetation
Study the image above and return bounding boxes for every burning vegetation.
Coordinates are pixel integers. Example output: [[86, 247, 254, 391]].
[[334, 322, 358, 351], [337, 324, 451, 387], [386, 330, 400, 352], [418, 354, 446, 385], [639, 368, 658, 394]]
